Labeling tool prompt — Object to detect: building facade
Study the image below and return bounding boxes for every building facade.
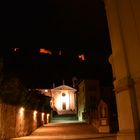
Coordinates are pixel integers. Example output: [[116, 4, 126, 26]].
[[37, 84, 77, 115], [51, 85, 77, 115], [77, 80, 100, 121]]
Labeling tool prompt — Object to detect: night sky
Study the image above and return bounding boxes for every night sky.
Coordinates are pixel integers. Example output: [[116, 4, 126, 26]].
[[1, 0, 113, 88]]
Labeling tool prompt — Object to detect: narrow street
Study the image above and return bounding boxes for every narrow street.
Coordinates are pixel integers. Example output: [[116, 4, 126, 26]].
[[11, 122, 116, 140]]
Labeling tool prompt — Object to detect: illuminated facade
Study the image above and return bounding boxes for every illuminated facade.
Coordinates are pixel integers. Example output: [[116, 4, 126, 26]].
[[51, 85, 77, 115], [37, 84, 77, 115]]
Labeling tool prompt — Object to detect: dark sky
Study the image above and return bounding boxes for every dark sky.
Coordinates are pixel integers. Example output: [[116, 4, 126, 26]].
[[1, 0, 113, 88]]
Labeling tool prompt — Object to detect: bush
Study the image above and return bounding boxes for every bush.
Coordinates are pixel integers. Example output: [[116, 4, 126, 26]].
[[0, 73, 51, 113]]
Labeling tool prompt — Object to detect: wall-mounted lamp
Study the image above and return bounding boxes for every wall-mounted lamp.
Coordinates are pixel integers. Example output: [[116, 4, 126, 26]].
[[41, 112, 45, 121], [33, 110, 37, 121], [19, 107, 24, 117]]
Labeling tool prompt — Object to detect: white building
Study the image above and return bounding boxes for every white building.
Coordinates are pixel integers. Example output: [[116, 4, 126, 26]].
[[37, 84, 77, 115]]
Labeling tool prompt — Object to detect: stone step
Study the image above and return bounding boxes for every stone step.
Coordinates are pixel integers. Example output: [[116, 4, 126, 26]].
[[51, 114, 78, 122]]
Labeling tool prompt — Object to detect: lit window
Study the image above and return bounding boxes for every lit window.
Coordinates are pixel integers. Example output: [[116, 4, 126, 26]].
[[62, 93, 66, 97]]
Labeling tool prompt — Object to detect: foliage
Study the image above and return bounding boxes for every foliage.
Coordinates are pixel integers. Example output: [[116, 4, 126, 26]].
[[24, 89, 51, 113], [0, 73, 51, 113]]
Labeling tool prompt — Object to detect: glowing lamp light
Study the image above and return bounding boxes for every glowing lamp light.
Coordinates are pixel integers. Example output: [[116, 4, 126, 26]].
[[47, 114, 50, 117], [34, 110, 37, 115], [14, 48, 19, 52], [19, 107, 24, 117], [47, 114, 50, 123], [45, 89, 48, 92], [41, 112, 45, 121], [50, 100, 53, 107], [33, 110, 37, 120]]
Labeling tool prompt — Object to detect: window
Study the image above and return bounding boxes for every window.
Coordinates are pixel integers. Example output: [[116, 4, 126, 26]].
[[62, 93, 66, 96]]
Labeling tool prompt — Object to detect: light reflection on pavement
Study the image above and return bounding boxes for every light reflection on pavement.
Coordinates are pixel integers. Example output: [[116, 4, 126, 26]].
[[11, 122, 116, 140]]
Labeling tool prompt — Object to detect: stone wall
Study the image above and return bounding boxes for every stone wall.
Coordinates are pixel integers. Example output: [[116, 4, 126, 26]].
[[0, 103, 43, 140]]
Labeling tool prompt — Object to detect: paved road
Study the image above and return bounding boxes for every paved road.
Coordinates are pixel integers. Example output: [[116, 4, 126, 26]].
[[11, 122, 116, 140]]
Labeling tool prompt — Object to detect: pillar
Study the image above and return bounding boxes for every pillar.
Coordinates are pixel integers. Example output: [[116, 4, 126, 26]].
[[105, 0, 140, 140]]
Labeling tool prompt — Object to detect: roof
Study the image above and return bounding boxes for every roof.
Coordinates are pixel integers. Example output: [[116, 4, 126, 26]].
[[51, 84, 77, 92]]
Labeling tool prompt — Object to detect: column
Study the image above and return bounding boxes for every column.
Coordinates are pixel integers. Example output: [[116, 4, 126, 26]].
[[105, 0, 140, 140]]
